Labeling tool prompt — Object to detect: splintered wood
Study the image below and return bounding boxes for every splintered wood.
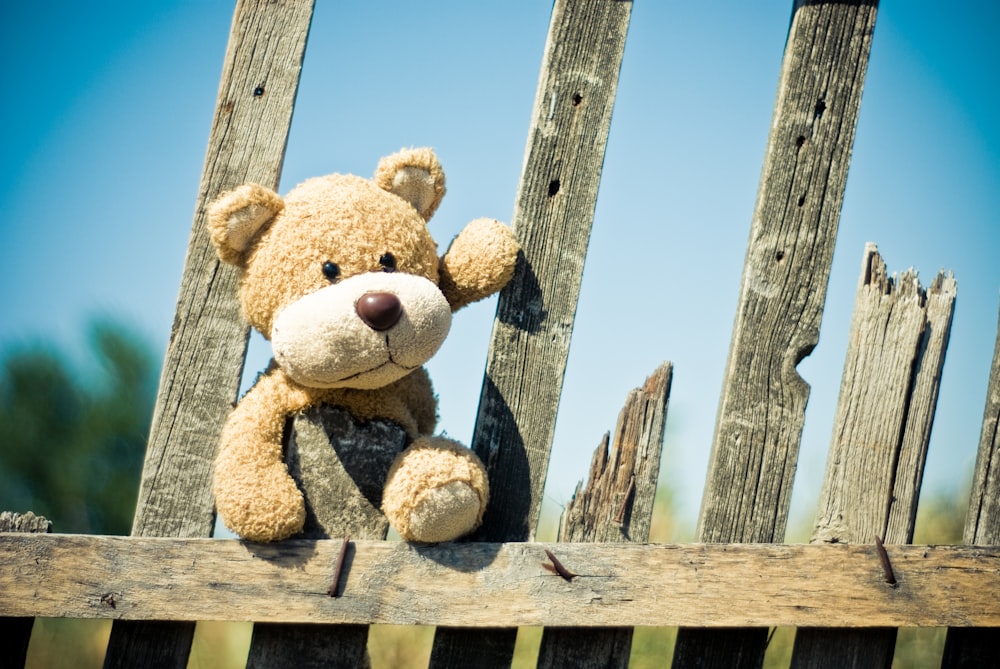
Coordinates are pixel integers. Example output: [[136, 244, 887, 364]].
[[794, 243, 957, 668], [812, 243, 956, 547], [537, 363, 671, 669], [557, 363, 672, 544]]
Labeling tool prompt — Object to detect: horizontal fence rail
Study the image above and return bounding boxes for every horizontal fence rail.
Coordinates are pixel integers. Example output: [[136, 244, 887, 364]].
[[3, 535, 998, 629]]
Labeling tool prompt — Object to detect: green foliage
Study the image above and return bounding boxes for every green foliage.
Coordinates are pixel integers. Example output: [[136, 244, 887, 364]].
[[913, 484, 968, 545], [0, 318, 157, 535]]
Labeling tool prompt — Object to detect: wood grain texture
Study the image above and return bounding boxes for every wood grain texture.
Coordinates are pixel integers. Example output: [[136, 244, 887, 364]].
[[942, 303, 1000, 667], [0, 511, 51, 533], [469, 0, 633, 544], [0, 512, 49, 669], [537, 363, 672, 669], [288, 408, 404, 540], [791, 244, 956, 668], [556, 363, 672, 544], [245, 407, 405, 668], [675, 1, 878, 665], [885, 265, 957, 542], [3, 535, 998, 628], [430, 0, 632, 665], [961, 302, 1000, 547], [697, 0, 879, 545], [810, 244, 955, 546], [131, 0, 314, 541], [104, 1, 314, 667]]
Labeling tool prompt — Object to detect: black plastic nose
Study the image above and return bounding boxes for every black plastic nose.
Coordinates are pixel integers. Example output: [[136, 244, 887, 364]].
[[356, 292, 402, 331]]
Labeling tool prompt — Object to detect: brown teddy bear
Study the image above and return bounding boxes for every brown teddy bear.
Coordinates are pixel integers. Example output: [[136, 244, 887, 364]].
[[207, 147, 518, 543]]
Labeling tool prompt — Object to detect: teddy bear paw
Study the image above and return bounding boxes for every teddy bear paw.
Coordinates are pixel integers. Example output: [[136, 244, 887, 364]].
[[382, 437, 489, 542], [215, 466, 306, 543], [405, 480, 483, 543]]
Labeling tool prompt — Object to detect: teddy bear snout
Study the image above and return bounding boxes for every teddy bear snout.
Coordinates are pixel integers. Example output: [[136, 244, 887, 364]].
[[356, 292, 403, 331]]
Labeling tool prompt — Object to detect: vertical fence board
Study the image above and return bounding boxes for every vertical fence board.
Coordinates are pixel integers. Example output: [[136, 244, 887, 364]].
[[942, 302, 1000, 667], [0, 512, 50, 669], [428, 0, 632, 666], [790, 245, 956, 668], [536, 363, 672, 669], [885, 268, 957, 541], [244, 408, 406, 668], [673, 2, 879, 666], [102, 1, 314, 667]]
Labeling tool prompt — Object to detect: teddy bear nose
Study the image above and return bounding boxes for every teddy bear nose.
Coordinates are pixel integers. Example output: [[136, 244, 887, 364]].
[[356, 292, 403, 331]]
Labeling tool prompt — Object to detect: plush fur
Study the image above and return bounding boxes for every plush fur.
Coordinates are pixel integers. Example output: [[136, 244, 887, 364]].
[[208, 148, 518, 543]]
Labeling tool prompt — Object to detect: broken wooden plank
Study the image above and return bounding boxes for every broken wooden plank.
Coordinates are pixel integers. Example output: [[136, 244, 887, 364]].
[[429, 0, 633, 665], [3, 535, 999, 629], [103, 1, 315, 667], [537, 363, 672, 669], [810, 245, 955, 546], [675, 1, 880, 665], [942, 300, 1000, 668], [791, 244, 957, 668]]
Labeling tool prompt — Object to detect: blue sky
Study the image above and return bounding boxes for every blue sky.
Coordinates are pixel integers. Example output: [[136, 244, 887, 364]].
[[2, 1, 998, 539]]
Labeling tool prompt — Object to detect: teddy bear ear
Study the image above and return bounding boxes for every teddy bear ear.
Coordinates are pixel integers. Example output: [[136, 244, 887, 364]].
[[373, 148, 446, 221], [207, 184, 285, 266]]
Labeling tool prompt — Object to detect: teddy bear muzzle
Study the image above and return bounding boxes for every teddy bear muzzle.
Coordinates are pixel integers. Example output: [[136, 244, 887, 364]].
[[270, 272, 452, 390]]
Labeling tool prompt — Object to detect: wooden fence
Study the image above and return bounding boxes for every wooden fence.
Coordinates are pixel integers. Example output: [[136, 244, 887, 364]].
[[3, 0, 998, 667]]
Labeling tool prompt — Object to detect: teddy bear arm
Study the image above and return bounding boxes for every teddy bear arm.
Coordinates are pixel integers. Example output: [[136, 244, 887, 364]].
[[213, 369, 315, 542], [439, 218, 519, 311]]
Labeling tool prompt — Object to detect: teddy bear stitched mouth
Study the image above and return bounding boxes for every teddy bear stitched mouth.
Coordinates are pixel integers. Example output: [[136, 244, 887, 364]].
[[333, 341, 420, 384]]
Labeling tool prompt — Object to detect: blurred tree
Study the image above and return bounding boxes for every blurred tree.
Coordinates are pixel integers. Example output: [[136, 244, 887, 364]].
[[0, 318, 157, 535]]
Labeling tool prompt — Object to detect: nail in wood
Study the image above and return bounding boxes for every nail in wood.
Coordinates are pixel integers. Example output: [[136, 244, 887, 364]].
[[874, 535, 896, 585], [613, 475, 636, 525], [327, 535, 351, 597], [543, 549, 578, 582]]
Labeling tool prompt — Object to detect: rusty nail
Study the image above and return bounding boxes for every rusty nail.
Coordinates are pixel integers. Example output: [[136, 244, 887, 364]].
[[614, 475, 636, 525], [874, 535, 896, 585], [543, 549, 577, 582], [327, 535, 351, 597]]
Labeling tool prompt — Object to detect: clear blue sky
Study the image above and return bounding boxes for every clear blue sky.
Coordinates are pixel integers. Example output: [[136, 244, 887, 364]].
[[2, 1, 998, 539]]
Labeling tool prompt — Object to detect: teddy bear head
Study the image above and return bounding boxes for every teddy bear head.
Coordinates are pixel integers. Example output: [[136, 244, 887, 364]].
[[207, 148, 455, 391]]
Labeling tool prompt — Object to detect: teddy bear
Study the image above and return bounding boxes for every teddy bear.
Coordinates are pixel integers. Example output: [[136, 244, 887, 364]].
[[206, 147, 519, 543]]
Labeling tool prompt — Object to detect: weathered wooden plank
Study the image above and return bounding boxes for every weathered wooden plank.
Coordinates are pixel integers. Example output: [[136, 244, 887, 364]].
[[791, 245, 956, 668], [810, 245, 954, 546], [674, 1, 879, 665], [0, 512, 50, 669], [961, 302, 1000, 548], [103, 1, 315, 667], [3, 536, 999, 628], [885, 267, 957, 541], [942, 301, 1000, 667], [0, 511, 51, 534], [244, 408, 406, 668], [696, 0, 880, 545], [537, 363, 672, 669], [470, 0, 633, 544], [430, 0, 633, 665]]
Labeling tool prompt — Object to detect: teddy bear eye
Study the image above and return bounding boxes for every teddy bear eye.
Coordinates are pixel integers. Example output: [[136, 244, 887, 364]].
[[379, 253, 397, 272], [321, 261, 340, 282]]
